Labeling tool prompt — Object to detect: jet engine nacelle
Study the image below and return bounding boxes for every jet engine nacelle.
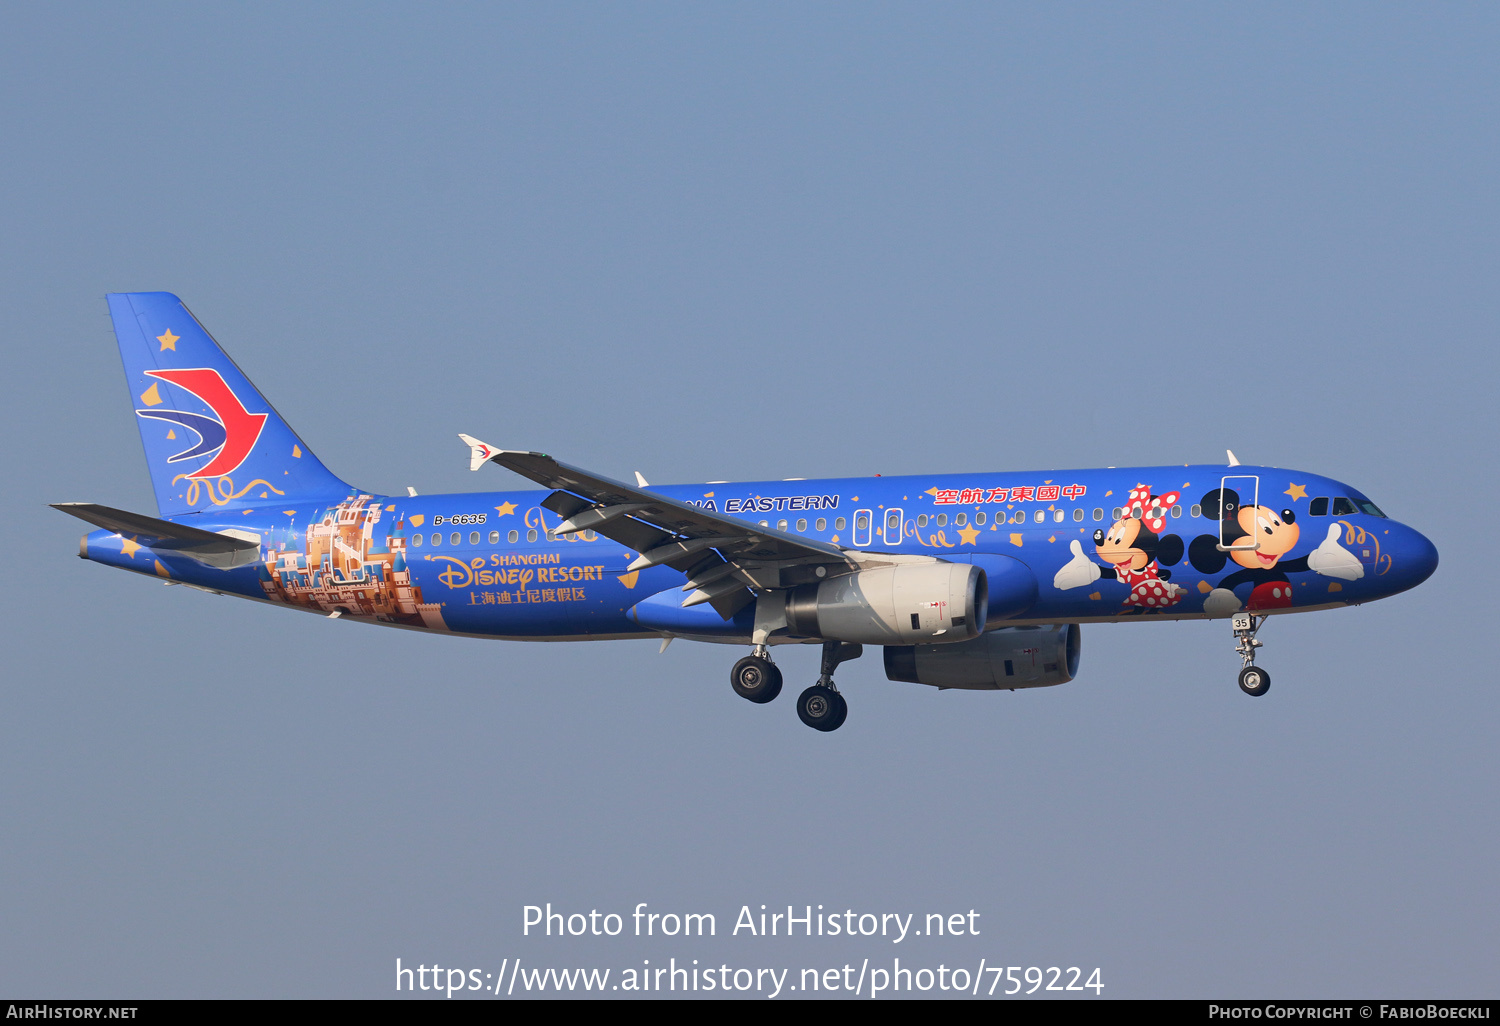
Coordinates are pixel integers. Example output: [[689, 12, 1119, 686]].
[[784, 563, 987, 646], [883, 623, 1081, 690]]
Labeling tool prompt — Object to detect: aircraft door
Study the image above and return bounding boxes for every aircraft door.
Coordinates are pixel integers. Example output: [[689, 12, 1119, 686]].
[[1218, 475, 1260, 552], [851, 509, 872, 548], [883, 508, 904, 547]]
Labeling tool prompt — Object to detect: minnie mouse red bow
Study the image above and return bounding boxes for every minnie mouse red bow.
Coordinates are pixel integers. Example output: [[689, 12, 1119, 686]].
[[1127, 485, 1181, 533]]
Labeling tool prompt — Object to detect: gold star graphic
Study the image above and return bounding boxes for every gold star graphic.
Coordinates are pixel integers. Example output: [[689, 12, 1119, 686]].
[[957, 524, 980, 545], [157, 329, 179, 351], [495, 502, 517, 517], [119, 535, 143, 558], [139, 382, 163, 406], [1284, 483, 1308, 502]]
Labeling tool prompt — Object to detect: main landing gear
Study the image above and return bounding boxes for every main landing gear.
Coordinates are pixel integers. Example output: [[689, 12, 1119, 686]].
[[730, 648, 783, 704], [796, 641, 861, 732], [1231, 611, 1270, 697], [728, 641, 862, 732]]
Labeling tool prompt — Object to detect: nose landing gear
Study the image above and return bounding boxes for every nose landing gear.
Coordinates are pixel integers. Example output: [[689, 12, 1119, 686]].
[[1232, 612, 1270, 697]]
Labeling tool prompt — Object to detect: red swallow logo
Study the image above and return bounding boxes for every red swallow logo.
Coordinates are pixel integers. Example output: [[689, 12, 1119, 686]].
[[138, 368, 267, 478]]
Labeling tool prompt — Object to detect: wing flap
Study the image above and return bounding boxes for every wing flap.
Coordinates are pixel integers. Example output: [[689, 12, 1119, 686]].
[[458, 435, 868, 622], [461, 438, 853, 566]]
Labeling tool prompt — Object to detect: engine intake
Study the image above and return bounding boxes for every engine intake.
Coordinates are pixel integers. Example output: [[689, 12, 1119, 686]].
[[784, 563, 986, 645], [884, 624, 1081, 690]]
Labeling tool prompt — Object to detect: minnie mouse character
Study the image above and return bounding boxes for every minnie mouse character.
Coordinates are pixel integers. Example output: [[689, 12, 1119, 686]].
[[1054, 485, 1187, 612], [1188, 487, 1364, 617]]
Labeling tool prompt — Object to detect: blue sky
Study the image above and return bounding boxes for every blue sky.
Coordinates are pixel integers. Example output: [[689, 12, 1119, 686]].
[[1, 3, 1496, 997]]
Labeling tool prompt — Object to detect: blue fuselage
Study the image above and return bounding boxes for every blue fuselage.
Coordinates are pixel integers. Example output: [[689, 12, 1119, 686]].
[[80, 464, 1438, 642]]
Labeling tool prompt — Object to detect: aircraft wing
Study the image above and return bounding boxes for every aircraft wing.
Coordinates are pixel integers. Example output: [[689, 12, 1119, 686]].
[[459, 436, 858, 618], [52, 502, 262, 569]]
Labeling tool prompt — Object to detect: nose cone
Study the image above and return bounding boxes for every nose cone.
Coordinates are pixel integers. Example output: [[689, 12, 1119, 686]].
[[1392, 525, 1439, 594]]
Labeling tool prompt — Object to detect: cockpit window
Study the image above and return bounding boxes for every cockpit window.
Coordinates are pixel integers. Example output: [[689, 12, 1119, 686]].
[[1356, 499, 1386, 518], [1309, 497, 1329, 516], [1330, 497, 1357, 516]]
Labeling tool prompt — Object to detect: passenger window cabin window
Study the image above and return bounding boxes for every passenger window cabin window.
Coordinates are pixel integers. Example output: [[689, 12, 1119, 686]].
[[1053, 509, 1064, 523], [411, 534, 424, 547], [815, 517, 826, 531], [937, 513, 948, 526], [1171, 505, 1181, 518], [488, 530, 499, 544], [1309, 497, 1329, 516], [508, 530, 519, 544], [1012, 511, 1025, 524], [432, 533, 442, 546], [470, 531, 480, 545], [917, 514, 928, 527], [1033, 510, 1044, 524], [955, 513, 967, 526], [836, 517, 847, 530], [1073, 508, 1084, 521], [887, 512, 900, 532], [975, 512, 986, 525], [1093, 508, 1103, 521], [777, 519, 789, 532], [527, 529, 538, 542], [759, 520, 769, 527], [851, 515, 863, 530], [451, 532, 461, 545], [1331, 498, 1357, 516], [1111, 507, 1122, 521], [796, 518, 807, 532], [1191, 504, 1202, 518]]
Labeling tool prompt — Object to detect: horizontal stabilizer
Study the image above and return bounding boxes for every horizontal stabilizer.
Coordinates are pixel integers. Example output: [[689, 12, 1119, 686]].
[[52, 502, 262, 569]]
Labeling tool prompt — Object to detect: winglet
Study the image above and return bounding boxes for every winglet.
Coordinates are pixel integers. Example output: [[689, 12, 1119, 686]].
[[635, 471, 650, 488], [1226, 449, 1241, 467], [458, 433, 499, 472]]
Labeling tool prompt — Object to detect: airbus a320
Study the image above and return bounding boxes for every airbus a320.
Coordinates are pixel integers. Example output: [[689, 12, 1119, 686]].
[[56, 293, 1439, 731]]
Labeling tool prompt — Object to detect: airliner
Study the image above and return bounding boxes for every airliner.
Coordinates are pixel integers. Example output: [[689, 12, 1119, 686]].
[[55, 293, 1439, 731]]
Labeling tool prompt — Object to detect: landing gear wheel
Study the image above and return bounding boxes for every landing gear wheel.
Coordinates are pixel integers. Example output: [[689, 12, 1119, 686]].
[[797, 685, 847, 732], [731, 655, 783, 704], [1238, 665, 1270, 697], [827, 692, 848, 731]]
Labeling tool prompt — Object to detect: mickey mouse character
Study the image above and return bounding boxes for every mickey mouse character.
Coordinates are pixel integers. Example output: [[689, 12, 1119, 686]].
[[1188, 487, 1364, 617], [1054, 485, 1187, 612]]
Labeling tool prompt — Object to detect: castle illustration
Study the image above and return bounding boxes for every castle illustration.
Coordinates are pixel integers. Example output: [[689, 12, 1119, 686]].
[[256, 494, 447, 630]]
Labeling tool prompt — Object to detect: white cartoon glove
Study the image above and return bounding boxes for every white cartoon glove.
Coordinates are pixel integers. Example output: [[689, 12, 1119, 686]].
[[1053, 540, 1103, 590], [1202, 587, 1243, 618], [1307, 523, 1365, 580]]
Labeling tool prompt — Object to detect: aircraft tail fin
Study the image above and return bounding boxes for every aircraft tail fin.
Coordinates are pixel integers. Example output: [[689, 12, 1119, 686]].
[[106, 292, 352, 516]]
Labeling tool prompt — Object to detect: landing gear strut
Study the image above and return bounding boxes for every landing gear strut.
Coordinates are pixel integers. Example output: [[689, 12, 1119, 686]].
[[797, 641, 861, 732], [1232, 612, 1270, 697], [731, 645, 783, 704]]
